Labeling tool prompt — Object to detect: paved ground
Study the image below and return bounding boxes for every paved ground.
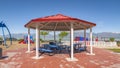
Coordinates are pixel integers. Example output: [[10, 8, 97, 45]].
[[0, 47, 120, 68]]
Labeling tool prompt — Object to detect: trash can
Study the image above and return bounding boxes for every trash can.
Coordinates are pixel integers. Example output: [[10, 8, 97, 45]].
[[0, 48, 2, 57]]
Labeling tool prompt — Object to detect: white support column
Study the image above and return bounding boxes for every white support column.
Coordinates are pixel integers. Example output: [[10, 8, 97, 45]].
[[66, 23, 78, 61], [84, 29, 86, 46], [26, 28, 31, 53], [32, 26, 43, 59], [36, 26, 39, 59], [87, 27, 95, 55], [39, 30, 41, 48], [54, 30, 56, 42], [70, 23, 74, 60]]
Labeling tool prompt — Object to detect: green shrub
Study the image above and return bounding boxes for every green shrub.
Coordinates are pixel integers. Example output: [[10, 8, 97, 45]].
[[117, 41, 120, 47], [109, 38, 115, 42], [40, 38, 44, 42]]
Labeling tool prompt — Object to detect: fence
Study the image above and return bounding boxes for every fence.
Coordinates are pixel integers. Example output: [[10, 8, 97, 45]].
[[92, 41, 117, 48], [62, 41, 117, 48]]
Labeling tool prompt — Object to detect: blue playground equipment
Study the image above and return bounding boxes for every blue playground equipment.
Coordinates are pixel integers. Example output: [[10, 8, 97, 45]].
[[19, 35, 34, 44], [74, 37, 89, 41], [0, 21, 12, 47], [24, 35, 34, 44]]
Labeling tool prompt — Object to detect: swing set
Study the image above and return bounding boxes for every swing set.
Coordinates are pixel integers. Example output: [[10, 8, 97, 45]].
[[0, 21, 12, 48]]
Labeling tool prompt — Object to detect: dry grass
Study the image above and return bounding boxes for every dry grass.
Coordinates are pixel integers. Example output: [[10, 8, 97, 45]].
[[108, 48, 120, 53], [0, 41, 35, 52]]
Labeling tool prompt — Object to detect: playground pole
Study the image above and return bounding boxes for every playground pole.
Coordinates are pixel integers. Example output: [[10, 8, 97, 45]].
[[5, 24, 12, 45], [2, 27, 6, 47]]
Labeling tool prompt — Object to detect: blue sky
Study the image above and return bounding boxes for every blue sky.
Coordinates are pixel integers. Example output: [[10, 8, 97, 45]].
[[0, 0, 120, 34]]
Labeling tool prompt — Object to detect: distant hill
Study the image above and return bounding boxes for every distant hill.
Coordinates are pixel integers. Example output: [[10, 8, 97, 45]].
[[96, 32, 120, 41], [63, 32, 120, 41], [2, 32, 120, 41]]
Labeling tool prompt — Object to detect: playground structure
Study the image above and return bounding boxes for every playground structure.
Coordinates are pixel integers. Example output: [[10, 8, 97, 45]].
[[0, 21, 12, 47], [74, 37, 89, 41], [19, 35, 34, 44], [74, 36, 90, 45]]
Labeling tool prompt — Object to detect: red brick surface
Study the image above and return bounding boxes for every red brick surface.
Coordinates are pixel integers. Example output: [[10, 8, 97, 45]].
[[0, 47, 120, 68]]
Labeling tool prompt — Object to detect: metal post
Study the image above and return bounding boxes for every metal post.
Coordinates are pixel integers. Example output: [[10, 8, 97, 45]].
[[27, 28, 30, 53], [66, 23, 78, 61], [36, 26, 40, 59], [84, 29, 86, 46], [70, 23, 74, 60], [90, 28, 93, 54], [54, 30, 56, 42]]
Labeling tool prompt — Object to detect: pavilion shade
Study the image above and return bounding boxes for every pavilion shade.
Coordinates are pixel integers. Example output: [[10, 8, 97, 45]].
[[26, 21, 93, 31], [25, 14, 96, 31]]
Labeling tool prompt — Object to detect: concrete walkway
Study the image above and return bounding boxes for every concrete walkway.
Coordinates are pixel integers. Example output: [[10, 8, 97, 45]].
[[0, 47, 120, 68]]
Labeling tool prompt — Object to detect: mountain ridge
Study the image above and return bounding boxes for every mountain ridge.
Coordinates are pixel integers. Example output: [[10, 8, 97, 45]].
[[2, 32, 120, 41]]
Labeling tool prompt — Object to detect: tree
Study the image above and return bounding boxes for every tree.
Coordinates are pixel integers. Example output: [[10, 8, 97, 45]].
[[109, 37, 115, 42], [59, 31, 68, 42], [40, 31, 49, 40]]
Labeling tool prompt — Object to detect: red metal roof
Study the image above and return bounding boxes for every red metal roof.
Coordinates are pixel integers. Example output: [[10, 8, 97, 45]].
[[25, 14, 96, 31]]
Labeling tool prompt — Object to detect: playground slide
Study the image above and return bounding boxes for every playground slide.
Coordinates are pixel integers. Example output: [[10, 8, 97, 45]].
[[19, 40, 26, 44], [19, 40, 34, 44]]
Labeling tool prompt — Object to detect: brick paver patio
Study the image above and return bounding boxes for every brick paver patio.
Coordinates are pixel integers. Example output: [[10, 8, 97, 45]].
[[0, 47, 120, 68]]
